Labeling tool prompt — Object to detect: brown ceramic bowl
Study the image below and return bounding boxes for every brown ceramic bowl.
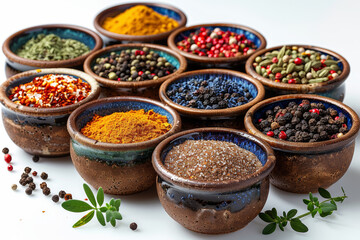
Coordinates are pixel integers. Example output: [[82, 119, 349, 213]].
[[0, 68, 100, 157], [94, 2, 187, 44], [159, 69, 265, 130], [245, 45, 350, 101], [2, 24, 103, 72], [152, 127, 276, 234], [168, 23, 267, 69], [83, 43, 187, 99], [244, 94, 360, 193], [67, 96, 181, 195]]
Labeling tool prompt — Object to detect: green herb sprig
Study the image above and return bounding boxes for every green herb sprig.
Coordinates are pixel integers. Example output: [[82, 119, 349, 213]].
[[62, 183, 122, 228], [259, 187, 347, 235]]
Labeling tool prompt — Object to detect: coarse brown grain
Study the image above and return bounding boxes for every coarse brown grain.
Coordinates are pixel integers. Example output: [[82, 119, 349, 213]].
[[164, 140, 262, 181]]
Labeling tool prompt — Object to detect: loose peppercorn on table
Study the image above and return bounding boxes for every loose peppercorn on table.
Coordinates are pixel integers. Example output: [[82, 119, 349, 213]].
[[0, 0, 360, 240]]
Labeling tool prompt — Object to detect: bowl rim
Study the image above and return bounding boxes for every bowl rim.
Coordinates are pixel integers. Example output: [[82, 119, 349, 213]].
[[83, 43, 187, 89], [0, 68, 101, 116], [245, 44, 351, 93], [158, 68, 265, 118], [67, 96, 182, 152], [167, 23, 267, 64], [2, 24, 103, 68], [152, 127, 276, 192], [93, 2, 187, 42], [244, 94, 360, 153]]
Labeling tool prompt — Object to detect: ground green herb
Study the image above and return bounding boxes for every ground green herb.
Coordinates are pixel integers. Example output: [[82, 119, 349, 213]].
[[16, 33, 90, 61], [259, 187, 347, 235]]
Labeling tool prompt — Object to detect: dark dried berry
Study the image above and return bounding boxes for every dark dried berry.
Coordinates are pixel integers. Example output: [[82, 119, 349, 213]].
[[64, 193, 72, 201], [2, 147, 9, 154], [40, 182, 47, 189], [52, 195, 60, 203], [25, 187, 32, 195], [43, 187, 51, 196], [24, 167, 31, 174], [59, 190, 66, 198], [19, 178, 27, 186], [29, 182, 36, 190], [25, 177, 33, 184], [40, 172, 48, 180], [32, 171, 37, 177], [21, 173, 29, 179], [32, 155, 39, 162], [130, 222, 138, 231]]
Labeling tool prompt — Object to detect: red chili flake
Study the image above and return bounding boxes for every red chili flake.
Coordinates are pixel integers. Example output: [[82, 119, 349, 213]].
[[309, 109, 320, 114], [342, 124, 347, 128], [9, 74, 91, 108], [84, 198, 88, 201]]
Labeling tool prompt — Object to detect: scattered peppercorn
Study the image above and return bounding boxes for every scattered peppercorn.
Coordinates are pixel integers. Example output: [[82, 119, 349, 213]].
[[64, 193, 72, 201], [40, 182, 47, 189], [130, 222, 138, 231], [24, 167, 31, 174], [25, 187, 33, 195], [92, 47, 176, 82], [32, 171, 37, 177], [59, 190, 66, 198], [7, 165, 13, 171], [25, 176, 33, 184], [176, 27, 257, 58], [28, 182, 36, 190], [21, 173, 28, 179], [32, 155, 39, 163], [4, 154, 11, 163], [2, 147, 9, 154], [43, 187, 51, 196], [19, 178, 27, 186], [40, 172, 48, 180], [11, 184, 17, 190], [52, 195, 60, 203]]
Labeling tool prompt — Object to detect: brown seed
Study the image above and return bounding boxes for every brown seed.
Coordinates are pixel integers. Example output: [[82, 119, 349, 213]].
[[2, 147, 9, 154], [24, 167, 31, 174], [29, 182, 36, 190], [43, 187, 51, 196], [52, 195, 59, 203], [19, 178, 27, 186], [32, 171, 37, 176], [25, 187, 32, 195], [21, 173, 28, 179], [130, 222, 138, 231], [59, 190, 66, 198], [32, 155, 39, 162], [40, 172, 48, 180], [25, 176, 33, 184], [40, 182, 47, 189], [64, 193, 72, 201], [11, 184, 17, 190]]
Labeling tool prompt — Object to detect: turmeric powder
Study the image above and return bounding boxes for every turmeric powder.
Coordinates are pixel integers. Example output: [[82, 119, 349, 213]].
[[102, 5, 179, 35], [81, 109, 172, 144]]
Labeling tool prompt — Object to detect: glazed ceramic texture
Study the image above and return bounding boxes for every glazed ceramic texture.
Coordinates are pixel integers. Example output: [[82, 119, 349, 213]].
[[244, 94, 360, 193], [93, 2, 187, 45], [152, 128, 275, 234], [0, 68, 100, 157], [2, 24, 103, 72], [167, 23, 266, 69], [67, 96, 181, 195], [159, 69, 265, 130], [245, 45, 350, 101], [83, 43, 187, 100]]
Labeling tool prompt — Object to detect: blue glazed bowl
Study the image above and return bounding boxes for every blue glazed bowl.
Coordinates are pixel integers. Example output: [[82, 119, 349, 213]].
[[67, 96, 181, 195], [0, 68, 100, 157], [2, 24, 103, 72], [168, 23, 267, 68], [245, 45, 350, 101], [83, 43, 187, 99], [152, 127, 275, 234], [93, 2, 187, 44]]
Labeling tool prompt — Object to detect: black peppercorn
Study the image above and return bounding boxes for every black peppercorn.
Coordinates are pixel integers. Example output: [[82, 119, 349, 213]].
[[32, 155, 39, 162], [25, 187, 32, 195], [40, 182, 47, 189], [59, 190, 66, 198], [2, 147, 9, 154], [19, 178, 27, 186], [40, 172, 48, 180], [64, 193, 72, 201], [52, 195, 60, 203], [29, 182, 36, 190], [25, 176, 33, 184], [24, 167, 31, 174], [130, 222, 138, 231], [21, 173, 29, 179], [43, 187, 51, 196]]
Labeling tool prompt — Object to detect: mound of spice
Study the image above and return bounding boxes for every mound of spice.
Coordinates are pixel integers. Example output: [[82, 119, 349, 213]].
[[166, 76, 254, 109], [92, 47, 177, 82], [256, 99, 349, 142], [9, 74, 91, 108], [176, 27, 257, 57], [253, 46, 342, 84], [102, 5, 178, 35], [16, 33, 90, 61], [81, 109, 172, 144], [164, 140, 262, 181]]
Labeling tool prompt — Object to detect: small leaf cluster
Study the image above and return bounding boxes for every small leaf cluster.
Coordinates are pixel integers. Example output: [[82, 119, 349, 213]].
[[62, 183, 122, 228], [259, 187, 347, 235]]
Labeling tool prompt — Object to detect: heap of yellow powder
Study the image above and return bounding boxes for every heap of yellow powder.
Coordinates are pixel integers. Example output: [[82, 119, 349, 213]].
[[81, 109, 172, 144], [102, 5, 179, 35]]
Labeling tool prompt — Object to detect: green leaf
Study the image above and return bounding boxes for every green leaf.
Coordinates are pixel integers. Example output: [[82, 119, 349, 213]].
[[290, 219, 308, 233], [96, 210, 105, 226], [262, 223, 277, 235], [309, 192, 314, 201], [114, 199, 121, 211], [100, 206, 108, 212], [279, 223, 284, 231], [259, 213, 274, 223], [303, 199, 310, 205], [110, 218, 116, 227], [318, 188, 331, 199], [265, 210, 275, 218], [311, 209, 318, 217], [287, 209, 297, 219], [282, 211, 286, 218], [83, 184, 97, 208], [72, 210, 95, 228], [320, 202, 337, 214], [109, 199, 115, 206], [106, 210, 112, 222], [271, 208, 277, 218], [333, 197, 344, 202], [112, 211, 122, 220], [307, 202, 314, 212], [62, 200, 94, 212], [97, 187, 104, 207]]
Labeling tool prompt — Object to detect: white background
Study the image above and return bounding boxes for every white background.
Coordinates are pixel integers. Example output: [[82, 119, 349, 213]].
[[0, 0, 359, 239]]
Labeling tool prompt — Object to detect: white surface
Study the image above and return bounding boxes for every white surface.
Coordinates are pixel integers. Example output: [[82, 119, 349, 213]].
[[0, 0, 359, 239]]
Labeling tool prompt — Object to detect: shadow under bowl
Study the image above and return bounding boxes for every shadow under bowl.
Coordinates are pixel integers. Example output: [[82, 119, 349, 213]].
[[152, 127, 275, 234], [245, 45, 350, 101], [244, 94, 360, 193], [0, 68, 101, 157], [67, 96, 181, 195]]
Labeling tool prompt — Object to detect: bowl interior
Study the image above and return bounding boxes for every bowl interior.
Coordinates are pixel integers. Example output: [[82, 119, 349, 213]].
[[10, 28, 97, 54], [165, 72, 259, 109], [174, 26, 263, 49], [252, 98, 353, 129], [74, 100, 175, 132], [160, 131, 268, 168]]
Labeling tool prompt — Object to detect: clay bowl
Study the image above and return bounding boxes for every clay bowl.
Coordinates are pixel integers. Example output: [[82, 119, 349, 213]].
[[167, 23, 266, 69], [159, 69, 265, 130], [67, 96, 181, 195], [245, 45, 350, 101], [244, 94, 360, 193], [152, 127, 276, 234], [83, 43, 187, 100], [2, 24, 103, 72], [94, 2, 187, 45], [0, 68, 100, 157]]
